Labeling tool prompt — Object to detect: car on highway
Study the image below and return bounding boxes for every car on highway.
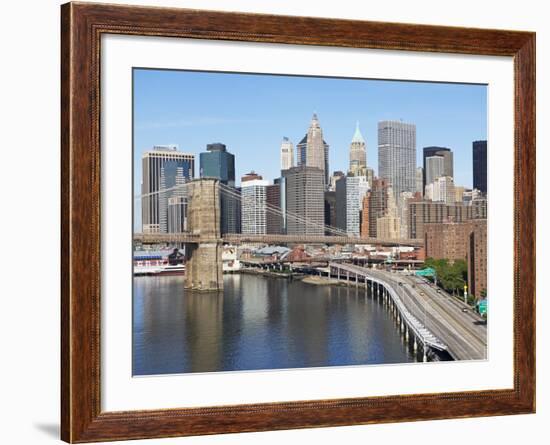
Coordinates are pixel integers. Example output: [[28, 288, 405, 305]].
[[398, 282, 403, 286], [461, 308, 468, 313], [436, 289, 441, 294], [420, 291, 425, 296]]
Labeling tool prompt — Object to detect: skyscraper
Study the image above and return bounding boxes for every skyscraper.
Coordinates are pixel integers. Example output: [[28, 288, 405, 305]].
[[141, 145, 195, 233], [324, 191, 337, 231], [378, 120, 416, 197], [266, 183, 282, 234], [473, 140, 487, 194], [159, 163, 187, 233], [199, 143, 239, 233], [360, 194, 370, 238], [329, 170, 345, 192], [349, 122, 367, 175], [296, 113, 329, 187], [335, 177, 347, 232], [376, 186, 400, 240], [423, 146, 453, 188], [366, 178, 391, 238], [240, 179, 268, 234], [425, 155, 445, 186], [199, 143, 235, 186], [167, 196, 187, 233], [335, 175, 369, 236], [397, 191, 415, 239], [415, 166, 424, 197], [280, 137, 294, 171], [283, 166, 324, 235], [365, 167, 375, 189]]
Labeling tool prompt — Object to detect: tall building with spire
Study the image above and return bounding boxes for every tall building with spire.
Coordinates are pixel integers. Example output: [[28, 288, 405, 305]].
[[280, 137, 294, 171], [349, 122, 367, 175], [296, 113, 329, 187]]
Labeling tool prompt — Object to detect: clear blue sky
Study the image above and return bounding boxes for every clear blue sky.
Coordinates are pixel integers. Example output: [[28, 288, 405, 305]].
[[133, 68, 486, 228]]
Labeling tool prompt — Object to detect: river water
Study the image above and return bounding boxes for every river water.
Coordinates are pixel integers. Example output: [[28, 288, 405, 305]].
[[133, 274, 417, 375]]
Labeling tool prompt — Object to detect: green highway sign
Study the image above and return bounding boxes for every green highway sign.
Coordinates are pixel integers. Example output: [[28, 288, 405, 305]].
[[477, 299, 487, 315], [415, 267, 435, 277]]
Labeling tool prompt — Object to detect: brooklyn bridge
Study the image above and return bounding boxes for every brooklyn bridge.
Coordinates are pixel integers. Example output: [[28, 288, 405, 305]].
[[134, 178, 423, 291]]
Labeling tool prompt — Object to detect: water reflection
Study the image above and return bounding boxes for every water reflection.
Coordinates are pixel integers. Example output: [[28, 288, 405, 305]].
[[133, 274, 416, 375]]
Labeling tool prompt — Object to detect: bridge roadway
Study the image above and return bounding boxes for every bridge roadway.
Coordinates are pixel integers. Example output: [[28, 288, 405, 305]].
[[361, 268, 487, 361], [134, 232, 423, 247]]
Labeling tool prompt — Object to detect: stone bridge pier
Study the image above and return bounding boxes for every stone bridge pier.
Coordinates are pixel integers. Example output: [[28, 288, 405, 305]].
[[184, 179, 223, 291]]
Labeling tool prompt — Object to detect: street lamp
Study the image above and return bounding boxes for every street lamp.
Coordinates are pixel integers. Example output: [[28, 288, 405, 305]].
[[422, 297, 428, 362]]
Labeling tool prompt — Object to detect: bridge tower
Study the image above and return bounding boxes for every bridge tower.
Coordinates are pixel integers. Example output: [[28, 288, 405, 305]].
[[184, 179, 223, 291]]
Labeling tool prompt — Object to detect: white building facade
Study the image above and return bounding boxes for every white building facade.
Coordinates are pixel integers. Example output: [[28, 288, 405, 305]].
[[240, 179, 269, 234], [345, 175, 370, 236], [431, 176, 456, 204]]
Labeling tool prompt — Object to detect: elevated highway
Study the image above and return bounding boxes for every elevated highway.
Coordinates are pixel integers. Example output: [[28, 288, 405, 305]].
[[363, 268, 487, 361]]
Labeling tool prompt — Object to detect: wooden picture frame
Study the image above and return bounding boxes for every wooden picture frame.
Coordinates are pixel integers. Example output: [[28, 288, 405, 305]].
[[61, 1, 535, 442]]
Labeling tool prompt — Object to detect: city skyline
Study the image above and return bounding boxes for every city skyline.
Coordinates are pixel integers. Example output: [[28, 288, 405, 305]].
[[131, 69, 489, 375], [133, 69, 487, 186]]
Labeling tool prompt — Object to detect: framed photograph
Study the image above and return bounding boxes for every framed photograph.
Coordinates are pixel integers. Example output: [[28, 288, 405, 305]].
[[61, 2, 535, 442]]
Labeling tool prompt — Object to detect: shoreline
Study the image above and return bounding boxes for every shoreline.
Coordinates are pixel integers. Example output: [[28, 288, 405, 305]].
[[232, 269, 362, 288]]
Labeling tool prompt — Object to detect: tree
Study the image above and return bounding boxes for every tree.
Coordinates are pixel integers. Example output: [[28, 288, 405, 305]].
[[423, 257, 467, 293]]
